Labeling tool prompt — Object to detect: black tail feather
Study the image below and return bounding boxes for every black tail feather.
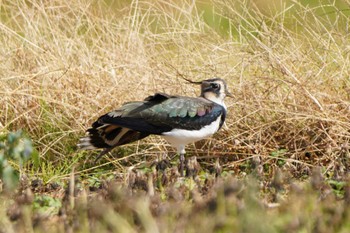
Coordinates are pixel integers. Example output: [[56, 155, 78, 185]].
[[78, 123, 150, 160]]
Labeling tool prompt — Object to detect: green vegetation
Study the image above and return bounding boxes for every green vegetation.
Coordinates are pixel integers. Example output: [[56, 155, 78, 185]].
[[0, 130, 38, 191], [1, 0, 350, 232]]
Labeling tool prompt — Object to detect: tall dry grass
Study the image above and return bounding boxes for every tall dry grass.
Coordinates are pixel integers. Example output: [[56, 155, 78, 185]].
[[1, 0, 350, 177]]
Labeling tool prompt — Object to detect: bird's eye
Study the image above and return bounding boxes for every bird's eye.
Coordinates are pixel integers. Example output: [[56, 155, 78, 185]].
[[211, 83, 219, 89]]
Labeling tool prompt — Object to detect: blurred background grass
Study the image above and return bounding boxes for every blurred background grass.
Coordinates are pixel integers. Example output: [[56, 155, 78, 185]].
[[1, 0, 350, 231]]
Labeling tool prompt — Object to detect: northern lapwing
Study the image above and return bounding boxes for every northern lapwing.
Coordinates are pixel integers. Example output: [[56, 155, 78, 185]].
[[78, 78, 232, 176]]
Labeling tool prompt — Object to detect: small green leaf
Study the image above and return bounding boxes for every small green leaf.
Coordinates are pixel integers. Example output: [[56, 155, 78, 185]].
[[33, 195, 62, 216], [3, 166, 19, 191], [0, 130, 36, 191]]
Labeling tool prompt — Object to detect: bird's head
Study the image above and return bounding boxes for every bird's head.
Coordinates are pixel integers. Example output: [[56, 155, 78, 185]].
[[200, 78, 233, 102], [183, 77, 233, 106]]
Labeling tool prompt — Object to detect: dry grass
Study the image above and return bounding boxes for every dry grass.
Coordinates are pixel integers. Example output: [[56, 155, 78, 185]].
[[1, 0, 350, 173], [1, 0, 350, 231]]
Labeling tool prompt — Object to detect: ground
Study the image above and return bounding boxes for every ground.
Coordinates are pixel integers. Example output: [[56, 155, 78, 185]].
[[1, 0, 350, 232]]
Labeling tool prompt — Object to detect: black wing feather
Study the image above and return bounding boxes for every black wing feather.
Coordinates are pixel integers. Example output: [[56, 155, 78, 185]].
[[79, 93, 226, 151], [97, 93, 226, 133]]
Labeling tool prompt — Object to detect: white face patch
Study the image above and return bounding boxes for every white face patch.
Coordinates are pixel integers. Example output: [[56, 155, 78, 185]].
[[216, 80, 227, 96], [203, 89, 227, 110]]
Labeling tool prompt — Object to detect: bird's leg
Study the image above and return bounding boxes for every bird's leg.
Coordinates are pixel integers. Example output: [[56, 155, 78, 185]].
[[176, 145, 186, 177], [179, 153, 185, 177]]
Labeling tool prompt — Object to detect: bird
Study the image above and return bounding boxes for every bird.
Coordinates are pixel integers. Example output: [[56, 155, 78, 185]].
[[78, 78, 232, 176]]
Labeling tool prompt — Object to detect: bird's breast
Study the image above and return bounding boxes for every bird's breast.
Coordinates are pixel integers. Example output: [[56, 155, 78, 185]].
[[161, 115, 222, 147]]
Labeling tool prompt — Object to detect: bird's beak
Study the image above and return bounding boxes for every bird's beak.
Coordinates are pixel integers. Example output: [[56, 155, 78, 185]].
[[226, 91, 234, 98]]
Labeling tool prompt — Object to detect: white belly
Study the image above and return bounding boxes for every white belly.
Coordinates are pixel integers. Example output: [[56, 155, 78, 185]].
[[161, 116, 221, 151]]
